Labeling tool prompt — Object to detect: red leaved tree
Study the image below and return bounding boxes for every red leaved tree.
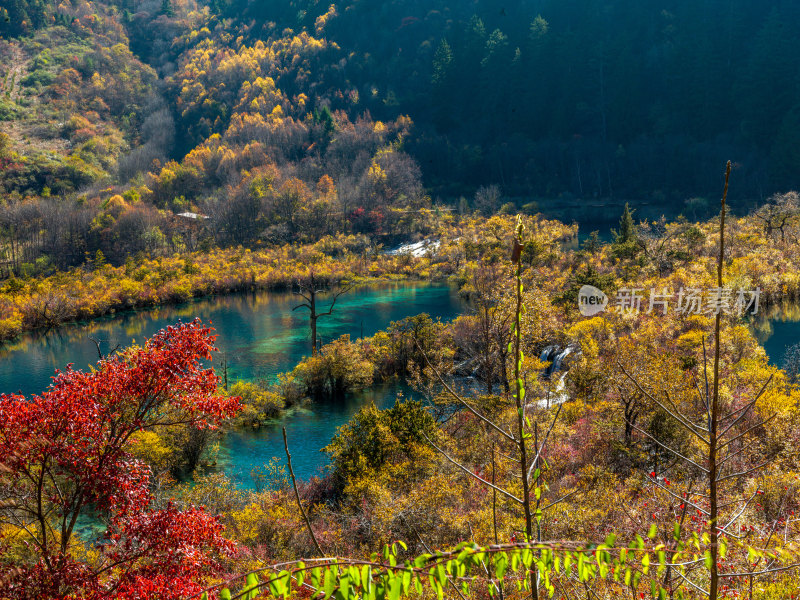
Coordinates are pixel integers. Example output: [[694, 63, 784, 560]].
[[0, 319, 241, 600]]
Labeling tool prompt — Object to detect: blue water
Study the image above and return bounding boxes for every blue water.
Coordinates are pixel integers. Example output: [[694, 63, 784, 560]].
[[0, 282, 465, 485], [752, 301, 800, 368]]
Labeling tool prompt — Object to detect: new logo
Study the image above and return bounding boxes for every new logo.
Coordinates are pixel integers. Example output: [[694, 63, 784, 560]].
[[578, 285, 608, 316]]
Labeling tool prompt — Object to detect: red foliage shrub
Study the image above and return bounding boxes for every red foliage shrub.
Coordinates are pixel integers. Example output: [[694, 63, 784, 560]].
[[0, 319, 241, 599]]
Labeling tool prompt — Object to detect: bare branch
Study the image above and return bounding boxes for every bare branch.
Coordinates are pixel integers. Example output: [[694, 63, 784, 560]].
[[717, 375, 774, 439], [627, 420, 709, 474], [717, 443, 750, 469], [617, 362, 710, 446], [719, 399, 757, 424], [283, 427, 324, 557], [318, 283, 355, 317], [415, 340, 517, 443], [671, 567, 711, 597], [721, 562, 800, 578], [716, 460, 771, 484], [293, 288, 313, 304], [526, 402, 564, 481], [88, 336, 104, 360], [647, 477, 710, 516], [718, 414, 777, 450], [87, 337, 120, 360], [423, 433, 523, 505], [720, 489, 759, 535], [541, 489, 578, 511]]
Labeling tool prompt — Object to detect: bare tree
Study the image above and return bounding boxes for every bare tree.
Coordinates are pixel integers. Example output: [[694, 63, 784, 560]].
[[293, 270, 354, 355], [614, 375, 644, 449], [454, 264, 513, 394], [474, 184, 502, 216], [753, 191, 799, 242], [88, 336, 121, 360], [636, 216, 689, 276], [619, 162, 786, 599]]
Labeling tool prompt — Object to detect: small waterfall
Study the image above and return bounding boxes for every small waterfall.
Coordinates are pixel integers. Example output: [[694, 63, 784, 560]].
[[534, 343, 581, 408], [540, 373, 569, 408], [540, 344, 574, 378], [540, 345, 558, 362], [550, 346, 573, 373]]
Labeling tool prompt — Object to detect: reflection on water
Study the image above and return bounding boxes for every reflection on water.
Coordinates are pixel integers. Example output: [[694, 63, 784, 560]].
[[0, 283, 465, 484], [751, 300, 800, 366], [217, 380, 412, 487]]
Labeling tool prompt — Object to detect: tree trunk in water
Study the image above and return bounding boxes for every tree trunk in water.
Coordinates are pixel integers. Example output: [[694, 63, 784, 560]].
[[310, 291, 318, 356]]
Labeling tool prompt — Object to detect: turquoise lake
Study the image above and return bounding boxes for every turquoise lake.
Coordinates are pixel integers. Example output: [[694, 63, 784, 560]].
[[0, 282, 465, 486]]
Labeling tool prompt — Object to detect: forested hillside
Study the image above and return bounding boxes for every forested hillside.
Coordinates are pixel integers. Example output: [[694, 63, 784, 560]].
[[2, 0, 800, 277], [208, 0, 800, 200]]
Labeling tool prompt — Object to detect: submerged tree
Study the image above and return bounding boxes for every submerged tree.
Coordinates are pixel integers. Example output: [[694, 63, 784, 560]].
[[293, 269, 354, 355]]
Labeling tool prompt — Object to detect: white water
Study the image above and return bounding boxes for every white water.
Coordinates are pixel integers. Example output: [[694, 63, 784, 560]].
[[535, 344, 580, 407], [386, 239, 440, 257]]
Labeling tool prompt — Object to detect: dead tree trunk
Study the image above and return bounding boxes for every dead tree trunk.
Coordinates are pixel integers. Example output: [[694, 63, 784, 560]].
[[293, 270, 353, 355]]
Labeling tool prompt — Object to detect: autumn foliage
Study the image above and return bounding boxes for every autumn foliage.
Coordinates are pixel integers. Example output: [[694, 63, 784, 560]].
[[0, 319, 241, 599]]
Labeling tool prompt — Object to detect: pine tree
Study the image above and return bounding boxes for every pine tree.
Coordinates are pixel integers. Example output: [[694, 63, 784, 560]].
[[614, 202, 636, 244], [160, 0, 175, 17], [582, 230, 601, 254], [611, 203, 639, 259], [431, 38, 455, 130], [431, 39, 452, 86]]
